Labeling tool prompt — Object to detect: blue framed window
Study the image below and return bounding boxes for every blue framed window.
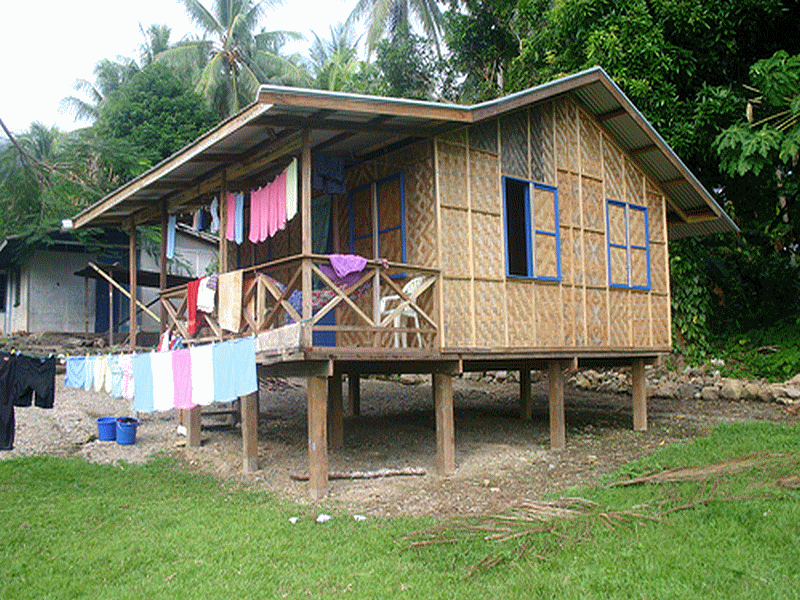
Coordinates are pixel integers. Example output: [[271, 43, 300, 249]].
[[503, 177, 560, 281], [606, 200, 650, 290], [348, 173, 406, 263]]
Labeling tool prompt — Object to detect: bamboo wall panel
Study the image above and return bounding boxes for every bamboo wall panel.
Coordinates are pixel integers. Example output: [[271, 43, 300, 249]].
[[651, 294, 670, 347], [586, 288, 607, 346], [585, 232, 606, 287], [470, 149, 501, 214], [506, 280, 534, 346], [629, 208, 647, 246], [500, 110, 528, 178], [443, 278, 473, 346], [631, 248, 648, 288], [406, 149, 437, 267], [607, 202, 625, 245], [558, 170, 580, 226], [647, 191, 665, 242], [573, 288, 586, 346], [441, 127, 467, 146], [474, 280, 506, 347], [562, 285, 575, 347], [554, 99, 578, 172], [533, 185, 556, 231], [610, 246, 627, 284], [560, 227, 574, 285], [580, 111, 602, 178], [535, 234, 558, 279], [437, 142, 469, 209], [650, 243, 667, 294], [603, 139, 624, 200], [530, 102, 555, 185], [440, 207, 471, 278], [472, 212, 505, 280], [632, 292, 650, 345], [582, 176, 604, 230], [536, 284, 563, 346], [469, 119, 498, 154], [381, 228, 403, 263], [608, 289, 630, 347], [625, 158, 645, 205], [571, 228, 584, 285]]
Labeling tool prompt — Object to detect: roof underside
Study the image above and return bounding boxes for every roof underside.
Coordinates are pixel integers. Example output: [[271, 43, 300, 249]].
[[72, 67, 736, 240]]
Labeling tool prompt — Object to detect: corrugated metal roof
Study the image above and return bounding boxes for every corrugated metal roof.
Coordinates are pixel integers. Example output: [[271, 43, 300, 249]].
[[71, 67, 736, 240]]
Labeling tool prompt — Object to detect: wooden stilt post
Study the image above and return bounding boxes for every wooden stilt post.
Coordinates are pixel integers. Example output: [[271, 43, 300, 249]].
[[84, 276, 89, 333], [301, 132, 313, 348], [186, 406, 201, 447], [328, 374, 343, 449], [159, 200, 168, 333], [520, 369, 532, 420], [433, 373, 455, 476], [307, 376, 328, 499], [632, 358, 648, 431], [241, 391, 259, 473], [128, 217, 138, 351], [347, 373, 360, 416], [108, 279, 114, 347], [548, 361, 566, 449]]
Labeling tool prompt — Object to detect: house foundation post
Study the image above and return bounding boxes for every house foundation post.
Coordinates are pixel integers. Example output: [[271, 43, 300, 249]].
[[328, 374, 344, 448], [632, 359, 648, 431], [186, 406, 201, 447], [520, 369, 532, 420], [307, 376, 328, 499], [241, 390, 259, 473], [548, 361, 566, 449], [433, 373, 455, 476]]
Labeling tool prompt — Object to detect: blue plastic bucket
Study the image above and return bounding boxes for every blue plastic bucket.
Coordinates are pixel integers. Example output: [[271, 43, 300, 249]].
[[97, 417, 117, 441], [116, 417, 139, 445]]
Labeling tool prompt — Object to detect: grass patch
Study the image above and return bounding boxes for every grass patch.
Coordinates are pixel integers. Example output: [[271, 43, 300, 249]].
[[2, 422, 799, 599]]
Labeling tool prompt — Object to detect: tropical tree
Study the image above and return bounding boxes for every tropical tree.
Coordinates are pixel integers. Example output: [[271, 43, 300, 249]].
[[138, 23, 173, 67], [156, 0, 309, 118], [347, 0, 444, 55], [59, 57, 140, 124], [309, 22, 362, 91]]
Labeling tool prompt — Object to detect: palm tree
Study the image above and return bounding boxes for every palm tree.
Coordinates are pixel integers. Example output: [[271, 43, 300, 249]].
[[138, 23, 173, 67], [309, 23, 362, 92], [346, 0, 444, 55], [156, 0, 310, 118], [59, 58, 139, 124]]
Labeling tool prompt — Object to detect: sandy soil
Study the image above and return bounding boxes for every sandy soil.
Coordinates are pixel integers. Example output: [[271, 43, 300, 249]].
[[3, 374, 795, 518]]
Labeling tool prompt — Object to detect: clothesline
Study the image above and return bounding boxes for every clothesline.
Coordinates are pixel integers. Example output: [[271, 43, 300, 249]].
[[1, 351, 56, 451], [64, 336, 258, 414]]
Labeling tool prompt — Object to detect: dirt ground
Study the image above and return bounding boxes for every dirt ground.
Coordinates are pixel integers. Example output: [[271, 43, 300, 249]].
[[3, 374, 795, 518]]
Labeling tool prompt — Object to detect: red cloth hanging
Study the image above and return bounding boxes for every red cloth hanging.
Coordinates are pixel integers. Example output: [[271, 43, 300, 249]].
[[186, 279, 205, 336]]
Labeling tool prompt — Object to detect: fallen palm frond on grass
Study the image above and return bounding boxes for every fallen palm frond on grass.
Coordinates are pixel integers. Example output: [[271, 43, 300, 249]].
[[400, 451, 800, 577]]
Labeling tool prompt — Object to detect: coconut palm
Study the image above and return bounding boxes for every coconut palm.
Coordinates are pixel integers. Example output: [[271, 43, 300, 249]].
[[346, 0, 444, 55], [138, 23, 173, 67], [156, 0, 310, 118], [59, 57, 139, 124], [309, 23, 362, 91]]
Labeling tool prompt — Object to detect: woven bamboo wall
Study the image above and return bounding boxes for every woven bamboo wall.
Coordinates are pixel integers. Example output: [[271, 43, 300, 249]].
[[435, 95, 670, 351]]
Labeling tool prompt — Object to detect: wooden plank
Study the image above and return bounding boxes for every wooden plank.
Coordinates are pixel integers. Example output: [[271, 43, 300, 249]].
[[548, 360, 565, 449], [307, 376, 329, 500], [632, 358, 647, 431], [520, 369, 532, 421], [347, 373, 360, 417], [241, 390, 259, 472], [186, 406, 202, 448], [433, 373, 455, 476], [328, 374, 344, 449], [128, 219, 138, 350]]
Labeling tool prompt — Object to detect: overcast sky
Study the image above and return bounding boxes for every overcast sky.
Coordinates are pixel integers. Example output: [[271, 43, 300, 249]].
[[1, 0, 357, 134]]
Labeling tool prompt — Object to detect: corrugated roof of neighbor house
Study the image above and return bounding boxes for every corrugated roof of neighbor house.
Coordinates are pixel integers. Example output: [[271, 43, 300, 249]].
[[70, 67, 737, 239]]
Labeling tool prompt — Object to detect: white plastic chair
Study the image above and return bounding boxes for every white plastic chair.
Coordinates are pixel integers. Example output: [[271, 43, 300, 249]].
[[379, 276, 427, 348]]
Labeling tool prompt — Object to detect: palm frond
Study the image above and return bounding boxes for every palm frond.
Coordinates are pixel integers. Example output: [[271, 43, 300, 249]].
[[178, 0, 221, 35]]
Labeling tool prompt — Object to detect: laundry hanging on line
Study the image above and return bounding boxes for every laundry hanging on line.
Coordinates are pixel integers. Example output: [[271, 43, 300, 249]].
[[1, 351, 56, 451]]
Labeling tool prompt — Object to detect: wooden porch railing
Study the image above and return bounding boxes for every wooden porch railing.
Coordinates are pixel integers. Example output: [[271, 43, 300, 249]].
[[159, 254, 440, 352]]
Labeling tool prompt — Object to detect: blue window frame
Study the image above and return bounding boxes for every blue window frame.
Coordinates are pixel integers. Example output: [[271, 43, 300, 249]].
[[503, 177, 561, 281], [348, 173, 406, 263], [605, 200, 650, 290]]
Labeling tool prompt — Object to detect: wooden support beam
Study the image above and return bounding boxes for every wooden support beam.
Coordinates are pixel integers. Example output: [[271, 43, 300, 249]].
[[328, 374, 344, 449], [433, 373, 455, 476], [186, 406, 201, 447], [128, 218, 138, 350], [241, 391, 259, 472], [307, 376, 329, 500], [347, 373, 360, 416], [632, 358, 648, 431], [159, 200, 168, 333], [548, 361, 566, 449], [108, 275, 114, 347], [520, 369, 532, 421]]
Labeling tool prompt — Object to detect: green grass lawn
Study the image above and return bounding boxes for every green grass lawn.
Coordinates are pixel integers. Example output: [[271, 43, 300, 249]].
[[2, 421, 799, 599]]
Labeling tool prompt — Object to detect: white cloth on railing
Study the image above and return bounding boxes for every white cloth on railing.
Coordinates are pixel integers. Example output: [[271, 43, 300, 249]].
[[218, 271, 243, 332], [196, 276, 216, 313]]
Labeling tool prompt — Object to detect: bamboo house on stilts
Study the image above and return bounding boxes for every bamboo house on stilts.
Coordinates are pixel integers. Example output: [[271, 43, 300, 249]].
[[69, 67, 737, 499]]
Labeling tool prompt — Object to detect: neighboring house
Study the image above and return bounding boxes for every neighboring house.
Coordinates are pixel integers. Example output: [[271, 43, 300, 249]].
[[0, 226, 216, 335], [69, 67, 738, 498]]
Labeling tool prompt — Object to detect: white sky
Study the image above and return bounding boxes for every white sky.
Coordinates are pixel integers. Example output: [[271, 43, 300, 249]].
[[0, 0, 358, 134]]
